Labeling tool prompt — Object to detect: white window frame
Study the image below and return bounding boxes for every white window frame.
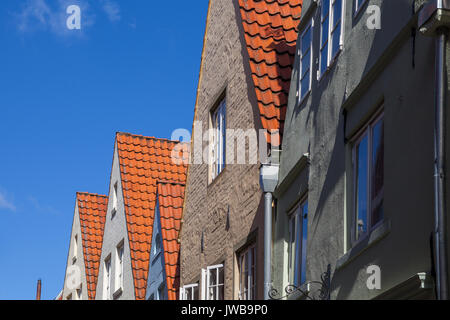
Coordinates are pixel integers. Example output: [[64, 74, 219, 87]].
[[351, 111, 384, 245], [238, 244, 256, 300], [115, 242, 124, 295], [288, 198, 308, 287], [298, 19, 313, 104], [180, 283, 199, 300], [319, 0, 344, 78], [203, 264, 224, 300], [354, 0, 369, 17], [210, 98, 226, 181], [103, 256, 111, 300]]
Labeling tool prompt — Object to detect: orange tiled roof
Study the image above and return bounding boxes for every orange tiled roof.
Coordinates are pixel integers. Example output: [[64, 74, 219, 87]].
[[156, 181, 185, 300], [116, 132, 188, 300], [76, 192, 108, 300], [238, 0, 302, 144]]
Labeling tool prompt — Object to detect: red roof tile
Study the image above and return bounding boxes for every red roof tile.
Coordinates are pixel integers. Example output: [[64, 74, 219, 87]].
[[238, 0, 302, 145], [116, 132, 188, 300], [156, 181, 185, 300], [76, 192, 108, 300]]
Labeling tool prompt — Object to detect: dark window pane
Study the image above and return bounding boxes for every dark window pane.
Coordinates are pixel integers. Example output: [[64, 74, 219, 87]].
[[209, 269, 217, 286], [300, 202, 308, 284], [356, 135, 369, 240], [301, 27, 311, 53], [333, 0, 342, 27], [301, 70, 310, 98], [371, 119, 384, 226], [357, 0, 365, 9], [193, 285, 199, 300], [302, 50, 311, 78], [320, 45, 328, 75], [322, 0, 330, 17], [219, 266, 224, 285], [294, 212, 301, 286], [331, 24, 341, 58], [321, 16, 329, 48], [218, 285, 224, 300], [288, 216, 295, 277]]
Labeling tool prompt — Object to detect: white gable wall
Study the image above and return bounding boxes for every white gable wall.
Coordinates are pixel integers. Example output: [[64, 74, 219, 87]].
[[62, 201, 88, 300], [95, 142, 135, 300]]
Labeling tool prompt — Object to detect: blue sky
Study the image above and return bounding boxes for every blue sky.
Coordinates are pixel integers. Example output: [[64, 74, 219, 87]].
[[0, 0, 208, 300]]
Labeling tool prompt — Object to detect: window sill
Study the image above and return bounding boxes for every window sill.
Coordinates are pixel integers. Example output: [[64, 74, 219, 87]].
[[113, 287, 123, 300], [336, 219, 391, 271]]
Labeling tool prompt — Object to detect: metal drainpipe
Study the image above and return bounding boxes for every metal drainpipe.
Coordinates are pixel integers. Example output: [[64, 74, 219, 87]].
[[434, 27, 449, 300], [264, 191, 273, 300], [260, 163, 279, 300]]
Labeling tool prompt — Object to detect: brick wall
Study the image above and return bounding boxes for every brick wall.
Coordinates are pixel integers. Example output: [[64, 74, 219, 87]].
[[179, 0, 265, 300]]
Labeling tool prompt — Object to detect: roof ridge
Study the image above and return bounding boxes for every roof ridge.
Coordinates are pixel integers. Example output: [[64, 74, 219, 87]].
[[76, 192, 108, 198], [116, 131, 182, 144]]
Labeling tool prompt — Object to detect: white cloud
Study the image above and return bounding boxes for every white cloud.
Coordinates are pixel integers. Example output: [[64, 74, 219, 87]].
[[12, 0, 94, 36], [0, 191, 16, 212], [14, 0, 52, 33], [28, 196, 60, 215], [100, 0, 121, 22]]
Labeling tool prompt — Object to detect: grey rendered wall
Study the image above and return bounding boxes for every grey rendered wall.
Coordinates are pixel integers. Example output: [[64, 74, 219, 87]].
[[95, 142, 135, 300], [62, 202, 88, 300], [179, 0, 265, 300], [275, 0, 438, 299], [145, 203, 168, 300]]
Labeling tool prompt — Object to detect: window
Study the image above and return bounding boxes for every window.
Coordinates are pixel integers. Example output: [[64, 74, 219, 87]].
[[211, 98, 226, 180], [319, 0, 343, 77], [76, 286, 82, 300], [352, 112, 384, 243], [299, 19, 313, 101], [72, 234, 78, 263], [103, 256, 111, 300], [354, 0, 368, 16], [148, 294, 155, 300], [66, 293, 72, 300], [238, 245, 256, 300], [288, 199, 308, 286], [153, 232, 162, 256], [204, 264, 224, 300], [157, 283, 166, 300], [180, 283, 199, 300], [112, 182, 118, 217], [115, 242, 124, 293]]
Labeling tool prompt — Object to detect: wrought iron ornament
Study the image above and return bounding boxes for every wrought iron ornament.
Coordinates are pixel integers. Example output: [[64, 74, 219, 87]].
[[269, 264, 331, 300]]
